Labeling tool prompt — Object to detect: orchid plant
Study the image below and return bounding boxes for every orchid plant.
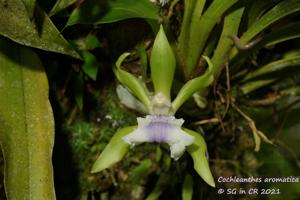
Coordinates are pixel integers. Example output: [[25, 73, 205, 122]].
[[90, 0, 300, 191], [1, 0, 300, 198], [91, 25, 215, 187]]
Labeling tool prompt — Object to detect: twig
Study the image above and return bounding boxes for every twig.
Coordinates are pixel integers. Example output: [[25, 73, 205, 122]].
[[193, 118, 219, 125], [231, 102, 273, 152], [167, 0, 181, 20], [229, 34, 262, 50], [247, 94, 281, 106], [223, 63, 231, 119]]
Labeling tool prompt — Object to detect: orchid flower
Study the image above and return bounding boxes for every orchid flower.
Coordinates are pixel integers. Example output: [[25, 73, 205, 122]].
[[92, 25, 215, 187]]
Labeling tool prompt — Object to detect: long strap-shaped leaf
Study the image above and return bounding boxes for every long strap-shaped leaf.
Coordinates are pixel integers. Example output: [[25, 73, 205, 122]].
[[241, 56, 300, 94], [211, 6, 244, 78], [185, 0, 238, 78], [231, 21, 300, 66], [0, 38, 56, 199], [241, 0, 300, 44], [66, 0, 158, 26]]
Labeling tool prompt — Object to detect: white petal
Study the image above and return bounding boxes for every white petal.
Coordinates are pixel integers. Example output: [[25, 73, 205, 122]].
[[122, 128, 148, 146], [170, 143, 186, 160], [137, 117, 151, 127], [167, 128, 195, 146], [166, 128, 194, 160]]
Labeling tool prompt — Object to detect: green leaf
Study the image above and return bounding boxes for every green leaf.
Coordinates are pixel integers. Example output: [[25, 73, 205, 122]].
[[66, 0, 159, 26], [49, 0, 77, 16], [263, 22, 300, 47], [243, 56, 300, 81], [136, 42, 148, 82], [241, 79, 274, 94], [211, 6, 244, 78], [240, 0, 300, 44], [172, 56, 214, 113], [150, 25, 176, 98], [82, 51, 98, 80], [91, 126, 136, 173], [241, 56, 300, 94], [145, 173, 169, 200], [185, 0, 238, 78], [246, 0, 280, 28], [281, 86, 300, 96], [182, 174, 193, 200], [74, 72, 84, 110], [184, 128, 215, 187], [115, 53, 151, 112], [22, 0, 36, 18], [178, 0, 198, 62], [0, 38, 55, 199], [85, 34, 101, 50], [230, 22, 300, 67], [129, 159, 152, 184], [0, 0, 80, 59]]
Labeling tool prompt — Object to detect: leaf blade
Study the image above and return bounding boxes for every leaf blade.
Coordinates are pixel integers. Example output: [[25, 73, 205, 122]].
[[0, 0, 80, 58], [66, 0, 159, 26], [241, 0, 300, 44], [0, 38, 56, 199]]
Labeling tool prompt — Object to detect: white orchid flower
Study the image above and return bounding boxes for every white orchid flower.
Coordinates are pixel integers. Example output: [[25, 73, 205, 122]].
[[122, 93, 195, 160]]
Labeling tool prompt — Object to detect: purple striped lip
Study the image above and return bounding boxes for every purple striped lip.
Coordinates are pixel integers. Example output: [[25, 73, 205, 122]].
[[146, 121, 171, 143], [122, 115, 195, 160]]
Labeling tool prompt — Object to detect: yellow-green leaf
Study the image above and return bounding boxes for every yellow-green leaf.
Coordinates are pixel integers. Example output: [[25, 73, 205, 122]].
[[22, 0, 36, 18], [0, 38, 56, 199], [50, 0, 77, 16], [66, 0, 158, 26]]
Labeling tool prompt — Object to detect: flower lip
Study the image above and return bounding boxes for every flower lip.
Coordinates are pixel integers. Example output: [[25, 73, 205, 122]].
[[122, 115, 194, 160]]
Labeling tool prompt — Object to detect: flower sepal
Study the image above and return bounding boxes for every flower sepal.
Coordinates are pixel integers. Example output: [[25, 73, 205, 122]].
[[91, 126, 137, 173], [184, 128, 215, 187]]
